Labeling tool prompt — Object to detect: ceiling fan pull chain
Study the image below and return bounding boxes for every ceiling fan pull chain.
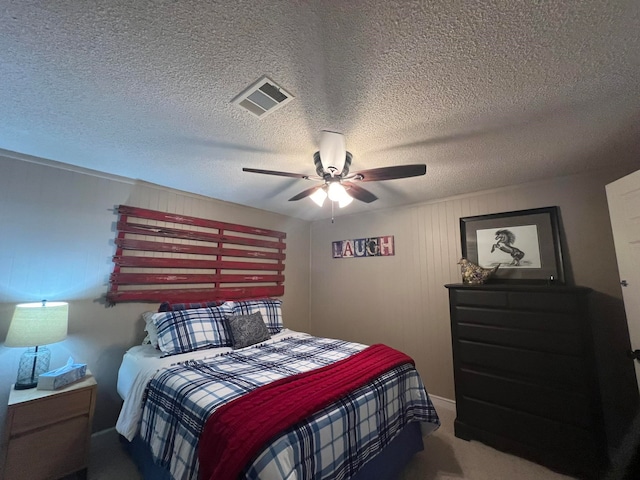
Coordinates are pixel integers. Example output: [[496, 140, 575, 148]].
[[331, 201, 335, 223]]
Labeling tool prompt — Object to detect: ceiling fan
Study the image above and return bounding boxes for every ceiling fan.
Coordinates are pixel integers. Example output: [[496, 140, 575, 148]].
[[242, 131, 427, 208]]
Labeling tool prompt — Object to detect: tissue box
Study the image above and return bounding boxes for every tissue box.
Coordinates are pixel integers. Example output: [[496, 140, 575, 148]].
[[37, 363, 87, 390]]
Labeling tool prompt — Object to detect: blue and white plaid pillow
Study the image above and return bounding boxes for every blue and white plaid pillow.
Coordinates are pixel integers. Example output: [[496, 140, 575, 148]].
[[232, 298, 283, 334], [153, 303, 234, 356]]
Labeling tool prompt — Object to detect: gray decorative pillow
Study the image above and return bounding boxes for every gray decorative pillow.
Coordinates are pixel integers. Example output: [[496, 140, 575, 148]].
[[225, 311, 271, 349]]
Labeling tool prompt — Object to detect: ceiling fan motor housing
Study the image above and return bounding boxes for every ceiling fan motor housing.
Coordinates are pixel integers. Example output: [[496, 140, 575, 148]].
[[314, 151, 352, 178], [318, 130, 347, 174]]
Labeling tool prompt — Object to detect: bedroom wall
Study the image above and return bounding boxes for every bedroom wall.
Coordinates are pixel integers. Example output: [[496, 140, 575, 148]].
[[0, 150, 311, 432], [308, 164, 638, 403]]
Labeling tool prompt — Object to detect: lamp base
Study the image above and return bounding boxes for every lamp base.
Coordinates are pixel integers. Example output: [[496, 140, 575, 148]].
[[14, 346, 51, 390], [14, 380, 38, 390]]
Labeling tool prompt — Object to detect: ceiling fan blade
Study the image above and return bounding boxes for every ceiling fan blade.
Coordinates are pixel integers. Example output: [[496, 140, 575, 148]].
[[343, 182, 378, 203], [288, 185, 321, 201], [350, 164, 426, 182], [243, 167, 310, 180]]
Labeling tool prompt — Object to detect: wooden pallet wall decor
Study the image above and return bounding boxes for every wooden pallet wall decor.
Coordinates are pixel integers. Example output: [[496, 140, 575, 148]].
[[106, 205, 286, 305]]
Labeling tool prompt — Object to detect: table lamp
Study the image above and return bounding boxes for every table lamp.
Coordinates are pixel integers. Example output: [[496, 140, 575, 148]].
[[4, 301, 69, 389]]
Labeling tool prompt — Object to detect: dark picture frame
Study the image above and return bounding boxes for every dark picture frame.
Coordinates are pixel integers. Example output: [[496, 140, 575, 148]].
[[460, 206, 565, 284]]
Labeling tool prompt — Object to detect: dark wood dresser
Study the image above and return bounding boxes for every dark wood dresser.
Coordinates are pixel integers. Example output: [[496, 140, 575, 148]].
[[445, 283, 617, 478]]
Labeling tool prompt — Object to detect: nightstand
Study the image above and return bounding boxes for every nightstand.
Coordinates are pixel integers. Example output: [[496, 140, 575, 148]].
[[1, 371, 97, 480]]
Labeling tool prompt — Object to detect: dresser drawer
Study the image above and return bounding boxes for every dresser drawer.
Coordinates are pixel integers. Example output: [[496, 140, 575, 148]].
[[457, 397, 602, 469], [450, 286, 588, 313], [456, 368, 592, 428], [456, 322, 582, 355], [454, 306, 579, 333], [457, 340, 588, 391], [8, 387, 93, 437], [508, 291, 581, 312], [452, 289, 508, 308], [4, 415, 89, 480], [3, 374, 97, 480]]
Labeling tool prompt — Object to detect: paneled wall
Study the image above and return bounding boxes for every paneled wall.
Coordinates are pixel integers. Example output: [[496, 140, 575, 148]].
[[0, 150, 311, 431], [1, 146, 636, 435], [309, 165, 638, 400]]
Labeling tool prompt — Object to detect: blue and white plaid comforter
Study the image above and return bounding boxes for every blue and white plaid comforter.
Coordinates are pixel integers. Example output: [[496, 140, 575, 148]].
[[140, 335, 439, 480]]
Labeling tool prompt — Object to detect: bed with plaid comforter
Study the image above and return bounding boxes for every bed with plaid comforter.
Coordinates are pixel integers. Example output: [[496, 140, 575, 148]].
[[140, 334, 440, 480]]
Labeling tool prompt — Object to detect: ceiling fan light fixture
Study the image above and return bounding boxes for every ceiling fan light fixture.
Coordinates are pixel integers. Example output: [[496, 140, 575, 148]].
[[338, 193, 353, 208], [310, 187, 327, 207], [327, 182, 353, 208], [327, 182, 346, 201]]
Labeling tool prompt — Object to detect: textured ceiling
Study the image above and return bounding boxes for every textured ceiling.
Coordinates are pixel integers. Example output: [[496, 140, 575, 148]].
[[1, 0, 639, 221]]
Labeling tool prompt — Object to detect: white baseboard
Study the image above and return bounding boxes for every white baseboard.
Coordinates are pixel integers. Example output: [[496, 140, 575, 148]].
[[429, 394, 456, 412], [92, 427, 117, 439]]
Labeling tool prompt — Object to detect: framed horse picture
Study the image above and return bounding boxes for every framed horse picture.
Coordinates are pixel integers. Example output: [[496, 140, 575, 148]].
[[459, 206, 565, 284]]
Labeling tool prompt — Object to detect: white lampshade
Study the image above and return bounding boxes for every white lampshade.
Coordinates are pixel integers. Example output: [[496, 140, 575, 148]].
[[310, 187, 327, 207], [5, 301, 69, 390], [327, 182, 353, 208], [5, 302, 69, 347], [338, 193, 353, 208], [328, 182, 347, 201]]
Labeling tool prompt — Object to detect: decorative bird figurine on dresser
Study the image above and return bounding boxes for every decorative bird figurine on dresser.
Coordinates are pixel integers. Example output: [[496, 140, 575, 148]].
[[458, 258, 500, 285]]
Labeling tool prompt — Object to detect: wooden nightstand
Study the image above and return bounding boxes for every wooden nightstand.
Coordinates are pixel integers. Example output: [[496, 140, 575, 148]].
[[1, 371, 97, 480]]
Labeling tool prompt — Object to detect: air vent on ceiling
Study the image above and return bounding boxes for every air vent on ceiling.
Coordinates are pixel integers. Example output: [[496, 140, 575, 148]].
[[232, 76, 294, 118]]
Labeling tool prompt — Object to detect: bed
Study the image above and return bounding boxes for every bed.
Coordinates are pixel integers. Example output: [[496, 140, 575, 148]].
[[115, 299, 440, 480]]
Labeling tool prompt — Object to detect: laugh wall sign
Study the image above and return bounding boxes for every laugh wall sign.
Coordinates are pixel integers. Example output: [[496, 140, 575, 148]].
[[332, 236, 395, 258]]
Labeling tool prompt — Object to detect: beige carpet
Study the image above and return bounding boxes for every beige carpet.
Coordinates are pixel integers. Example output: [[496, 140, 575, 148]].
[[83, 397, 576, 479], [398, 398, 575, 480]]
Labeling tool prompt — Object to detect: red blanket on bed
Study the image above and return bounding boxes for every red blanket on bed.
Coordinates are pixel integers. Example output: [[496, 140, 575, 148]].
[[198, 343, 414, 480]]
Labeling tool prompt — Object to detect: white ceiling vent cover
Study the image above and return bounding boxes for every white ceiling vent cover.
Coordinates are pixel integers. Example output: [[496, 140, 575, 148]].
[[232, 76, 294, 118]]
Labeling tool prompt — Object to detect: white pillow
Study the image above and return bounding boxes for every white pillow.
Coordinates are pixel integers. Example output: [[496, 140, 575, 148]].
[[142, 311, 159, 348]]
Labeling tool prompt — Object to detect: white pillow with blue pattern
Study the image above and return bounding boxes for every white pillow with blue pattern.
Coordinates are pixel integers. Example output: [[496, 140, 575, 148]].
[[152, 303, 234, 356], [232, 298, 283, 334], [142, 311, 159, 348]]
